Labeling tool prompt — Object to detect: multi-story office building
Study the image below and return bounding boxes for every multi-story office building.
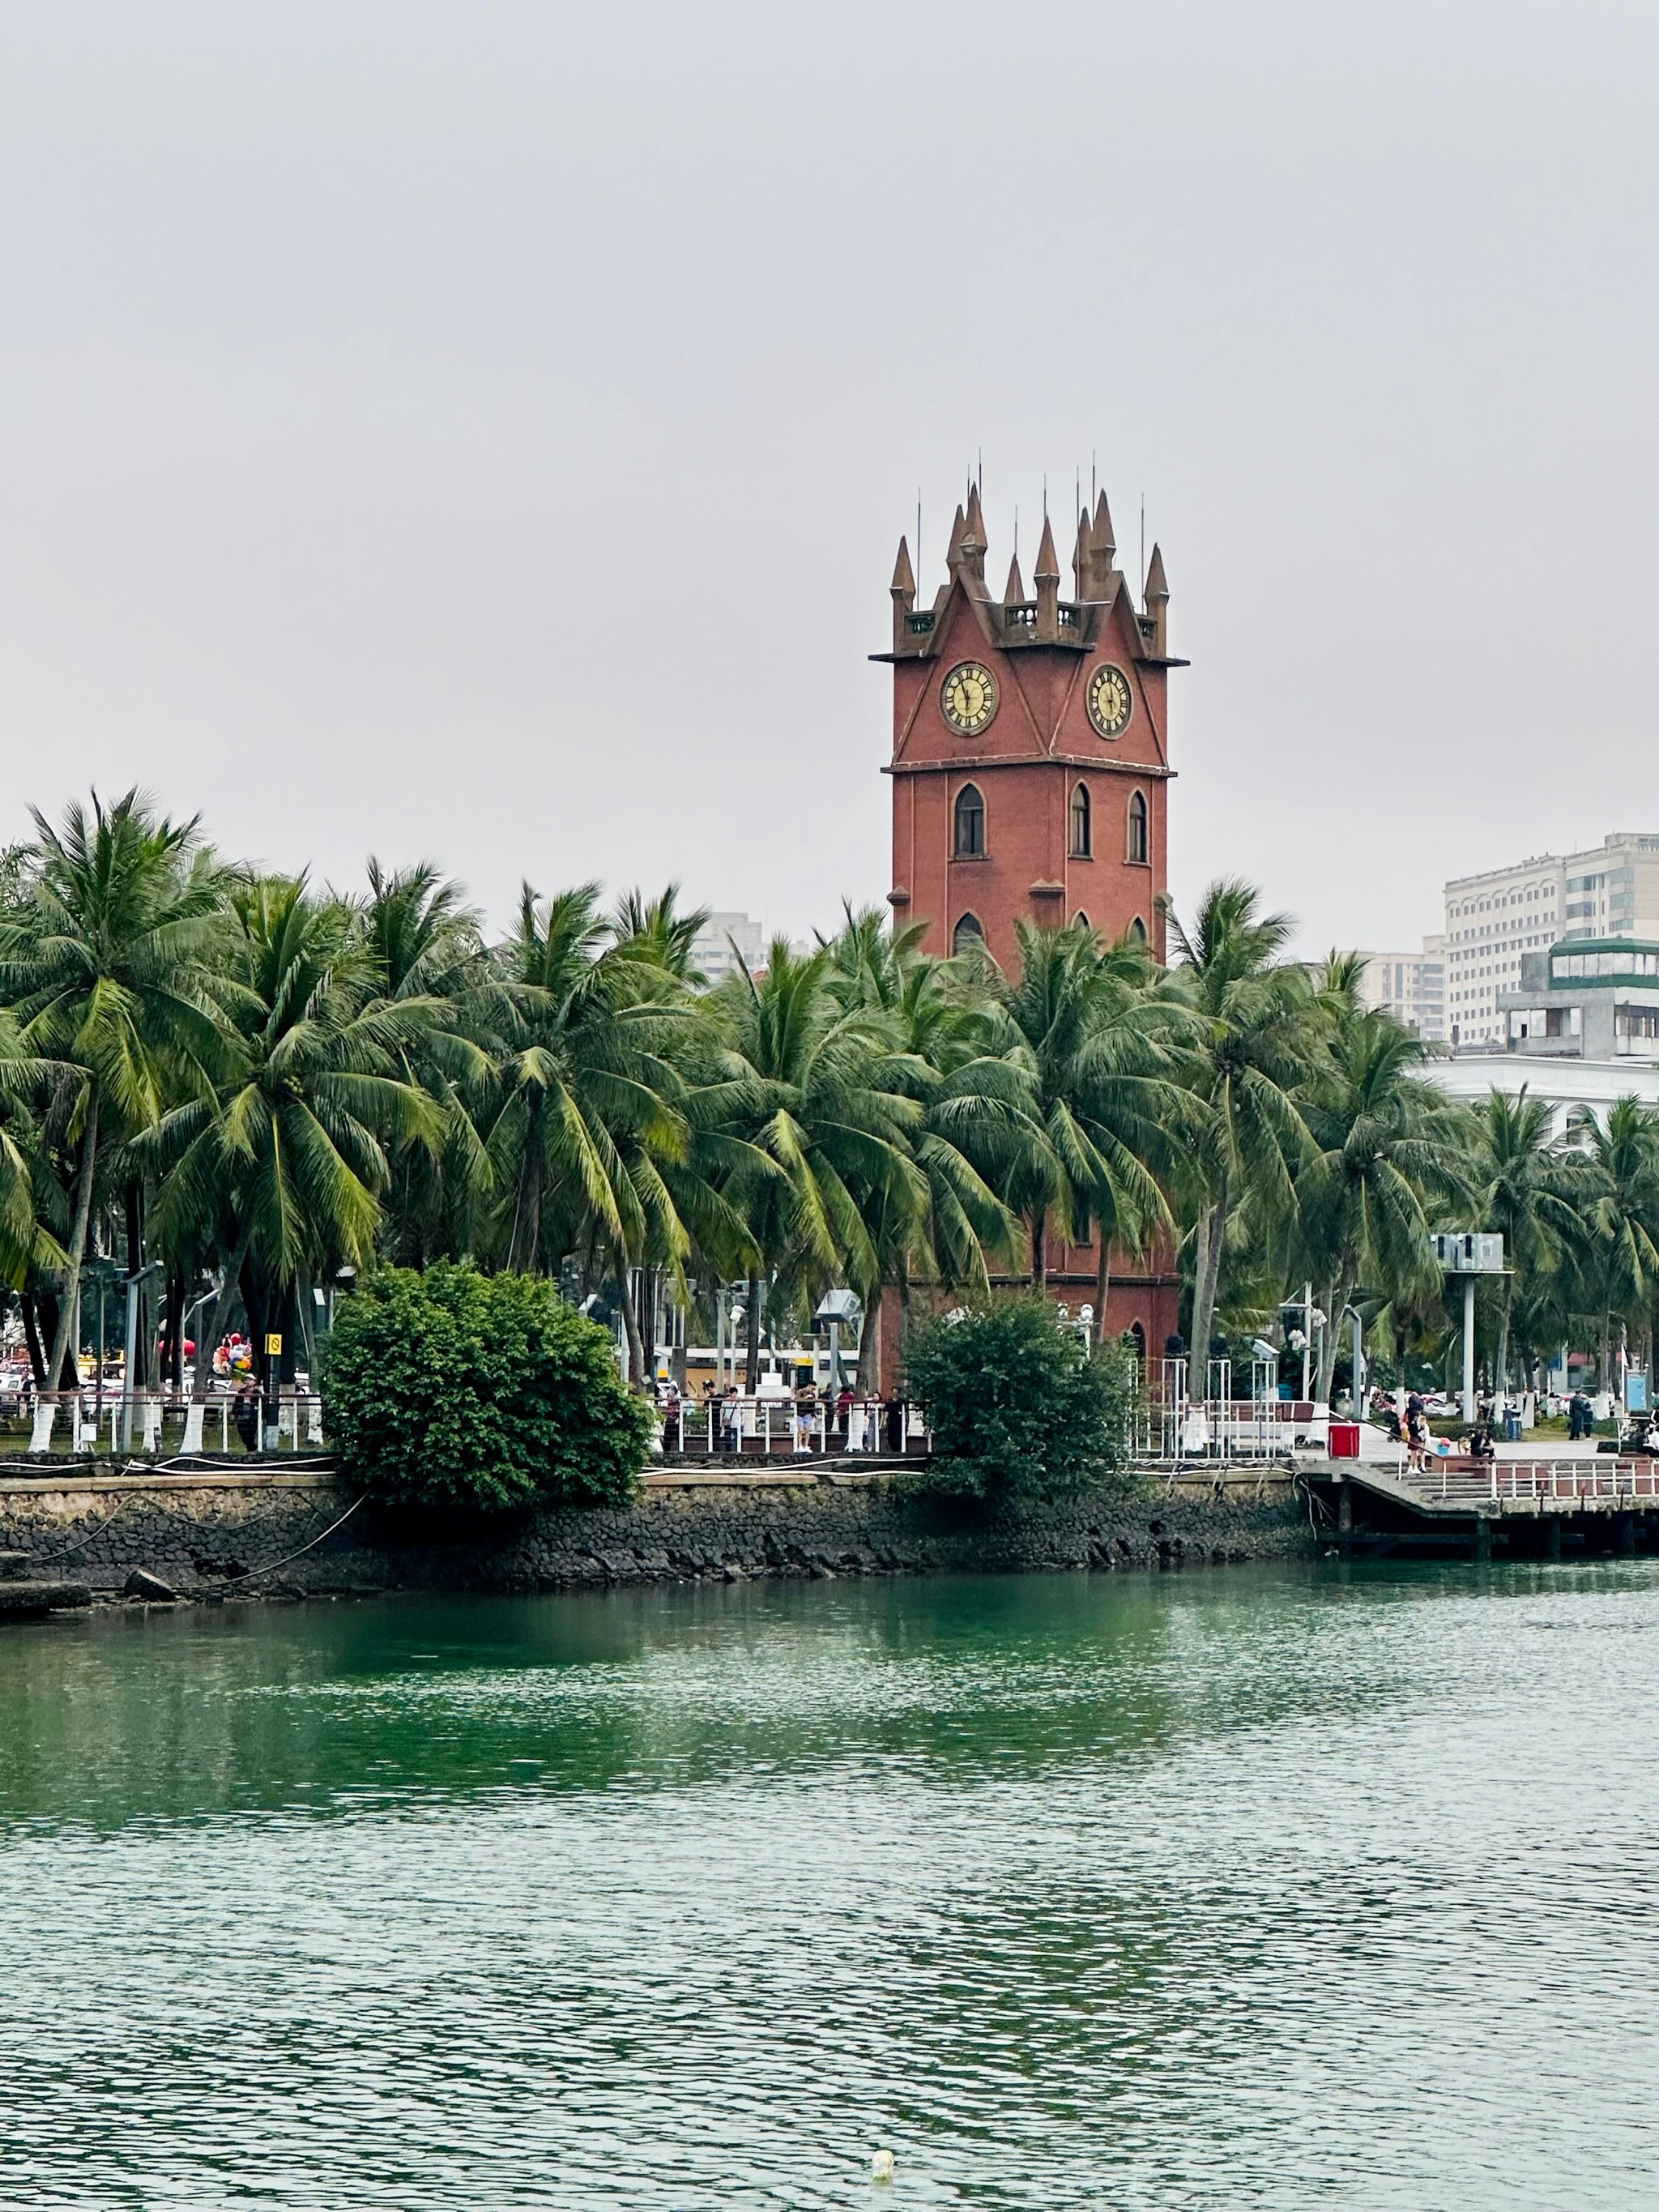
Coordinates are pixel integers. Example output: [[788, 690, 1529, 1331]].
[[689, 912, 766, 987], [1444, 833, 1659, 1048], [1358, 937, 1446, 1040]]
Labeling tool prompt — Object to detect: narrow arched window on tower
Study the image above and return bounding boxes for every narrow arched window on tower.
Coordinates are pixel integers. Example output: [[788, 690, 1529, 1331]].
[[1069, 782, 1091, 858], [1127, 790, 1149, 865], [1128, 916, 1148, 944], [952, 912, 985, 956], [1073, 911, 1090, 933], [953, 782, 985, 858]]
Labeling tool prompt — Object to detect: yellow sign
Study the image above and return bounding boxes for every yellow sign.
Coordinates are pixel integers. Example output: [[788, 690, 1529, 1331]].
[[265, 1334, 283, 1356]]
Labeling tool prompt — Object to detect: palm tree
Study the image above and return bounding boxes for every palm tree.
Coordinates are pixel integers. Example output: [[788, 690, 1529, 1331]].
[[710, 937, 925, 1384], [483, 886, 706, 1384], [0, 791, 227, 1387], [1576, 1095, 1659, 1386], [361, 859, 495, 1266], [1465, 1086, 1590, 1396], [1164, 881, 1317, 1370], [147, 876, 443, 1393], [993, 919, 1194, 1313], [820, 907, 1035, 1382], [1297, 1005, 1469, 1399]]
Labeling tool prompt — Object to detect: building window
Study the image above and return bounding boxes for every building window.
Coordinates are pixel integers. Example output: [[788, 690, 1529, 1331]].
[[1128, 915, 1148, 944], [1127, 791, 1148, 865], [951, 912, 985, 956], [1069, 783, 1092, 857], [1073, 910, 1090, 933], [953, 783, 985, 858]]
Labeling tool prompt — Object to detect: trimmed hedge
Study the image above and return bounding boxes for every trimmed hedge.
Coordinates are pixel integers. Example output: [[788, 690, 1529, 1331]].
[[322, 1264, 655, 1514], [902, 1296, 1139, 1503]]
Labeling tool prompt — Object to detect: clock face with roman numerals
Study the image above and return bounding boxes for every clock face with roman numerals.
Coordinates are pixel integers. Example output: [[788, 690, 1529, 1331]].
[[940, 661, 998, 736], [1086, 662, 1132, 738]]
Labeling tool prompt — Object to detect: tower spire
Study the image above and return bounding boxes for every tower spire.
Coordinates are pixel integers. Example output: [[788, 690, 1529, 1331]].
[[1034, 512, 1060, 641], [890, 535, 916, 652], [1144, 541, 1170, 655], [1088, 489, 1116, 597], [945, 502, 968, 579], [1072, 507, 1091, 600], [960, 483, 987, 590]]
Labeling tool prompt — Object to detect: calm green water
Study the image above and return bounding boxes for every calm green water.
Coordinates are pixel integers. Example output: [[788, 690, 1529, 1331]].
[[2, 1563, 1656, 2208]]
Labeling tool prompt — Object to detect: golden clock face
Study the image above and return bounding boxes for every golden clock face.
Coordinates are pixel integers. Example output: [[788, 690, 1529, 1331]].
[[940, 661, 998, 736], [1086, 662, 1132, 739]]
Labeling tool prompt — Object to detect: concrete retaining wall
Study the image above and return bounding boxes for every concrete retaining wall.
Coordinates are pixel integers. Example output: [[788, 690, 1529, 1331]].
[[0, 1465, 1315, 1599]]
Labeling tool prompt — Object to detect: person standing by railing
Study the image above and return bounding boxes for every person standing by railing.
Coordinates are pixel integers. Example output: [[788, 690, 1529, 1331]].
[[793, 1379, 817, 1455]]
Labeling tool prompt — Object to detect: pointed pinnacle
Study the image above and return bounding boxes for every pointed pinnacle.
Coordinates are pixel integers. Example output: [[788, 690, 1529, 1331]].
[[1003, 553, 1026, 605], [1093, 489, 1116, 563], [1033, 512, 1060, 581], [891, 536, 915, 596], [945, 503, 967, 569], [1145, 542, 1169, 601], [1072, 507, 1091, 588]]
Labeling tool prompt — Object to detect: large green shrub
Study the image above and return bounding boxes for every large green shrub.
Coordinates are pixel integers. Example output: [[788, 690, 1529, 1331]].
[[902, 1296, 1140, 1503], [322, 1263, 655, 1514]]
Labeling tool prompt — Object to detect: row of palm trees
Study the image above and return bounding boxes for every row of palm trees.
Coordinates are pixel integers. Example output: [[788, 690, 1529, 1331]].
[[0, 789, 1648, 1403]]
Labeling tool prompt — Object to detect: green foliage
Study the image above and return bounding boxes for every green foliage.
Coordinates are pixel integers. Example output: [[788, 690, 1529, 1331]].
[[902, 1297, 1139, 1503], [322, 1264, 655, 1513]]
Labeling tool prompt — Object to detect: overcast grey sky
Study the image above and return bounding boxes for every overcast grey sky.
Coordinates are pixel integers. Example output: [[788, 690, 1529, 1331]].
[[1, 1, 1655, 954]]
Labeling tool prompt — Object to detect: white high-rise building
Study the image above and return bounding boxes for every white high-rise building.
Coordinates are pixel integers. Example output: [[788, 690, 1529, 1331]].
[[1444, 833, 1659, 1049], [689, 912, 766, 987], [1358, 937, 1446, 1041]]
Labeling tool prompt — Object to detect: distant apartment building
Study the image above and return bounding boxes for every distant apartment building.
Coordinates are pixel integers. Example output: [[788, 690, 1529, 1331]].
[[689, 911, 766, 987], [1358, 937, 1446, 1041], [1444, 833, 1659, 1048]]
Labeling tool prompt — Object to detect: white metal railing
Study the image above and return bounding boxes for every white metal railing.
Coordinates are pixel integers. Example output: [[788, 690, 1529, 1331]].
[[1137, 1358, 1322, 1466], [1423, 1455, 1659, 1506], [659, 1393, 925, 1458], [11, 1390, 327, 1458]]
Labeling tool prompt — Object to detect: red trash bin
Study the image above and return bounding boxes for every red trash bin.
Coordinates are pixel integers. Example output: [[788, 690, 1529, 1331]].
[[1328, 1421, 1361, 1460]]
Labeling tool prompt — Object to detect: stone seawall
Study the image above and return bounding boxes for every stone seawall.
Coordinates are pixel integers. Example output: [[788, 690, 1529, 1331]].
[[0, 1465, 1315, 1599]]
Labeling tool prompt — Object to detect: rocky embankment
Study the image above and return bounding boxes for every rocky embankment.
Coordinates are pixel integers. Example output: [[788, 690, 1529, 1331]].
[[0, 1463, 1314, 1603]]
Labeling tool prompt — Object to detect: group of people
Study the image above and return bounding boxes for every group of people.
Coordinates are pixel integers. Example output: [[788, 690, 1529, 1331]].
[[1371, 1387, 1496, 1473], [663, 1379, 908, 1456]]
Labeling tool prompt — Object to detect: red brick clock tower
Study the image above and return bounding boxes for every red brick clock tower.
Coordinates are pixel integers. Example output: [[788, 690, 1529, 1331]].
[[879, 483, 1178, 968], [876, 481, 1183, 1354]]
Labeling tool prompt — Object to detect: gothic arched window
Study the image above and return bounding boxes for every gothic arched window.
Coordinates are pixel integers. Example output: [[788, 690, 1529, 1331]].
[[1073, 911, 1090, 933], [953, 783, 985, 858], [1127, 790, 1149, 865], [1069, 782, 1092, 858], [952, 912, 985, 956], [1128, 916, 1148, 944]]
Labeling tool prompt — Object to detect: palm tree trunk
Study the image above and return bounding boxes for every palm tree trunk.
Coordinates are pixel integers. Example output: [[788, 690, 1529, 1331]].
[[19, 1291, 45, 1393], [1093, 1231, 1111, 1346], [857, 1291, 882, 1394], [1189, 1184, 1228, 1380], [1030, 1213, 1046, 1290], [508, 1104, 544, 1273], [620, 1268, 647, 1386], [1316, 1279, 1340, 1404], [47, 1092, 100, 1393]]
